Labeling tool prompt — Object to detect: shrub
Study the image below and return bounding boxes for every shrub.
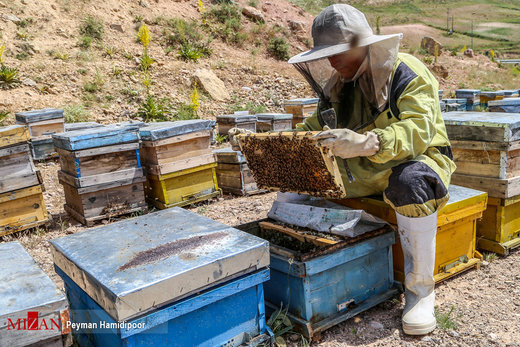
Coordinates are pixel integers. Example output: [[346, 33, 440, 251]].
[[178, 42, 203, 62], [268, 37, 290, 61], [0, 64, 21, 89], [137, 94, 171, 122], [173, 103, 199, 120], [83, 72, 104, 93], [78, 36, 92, 49], [63, 104, 90, 122], [80, 16, 104, 40]]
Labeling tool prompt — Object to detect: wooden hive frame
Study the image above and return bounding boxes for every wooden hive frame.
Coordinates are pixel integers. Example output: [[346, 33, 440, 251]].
[[237, 132, 346, 198]]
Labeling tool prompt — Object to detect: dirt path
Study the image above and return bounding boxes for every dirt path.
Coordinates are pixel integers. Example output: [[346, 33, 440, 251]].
[[1, 161, 519, 346]]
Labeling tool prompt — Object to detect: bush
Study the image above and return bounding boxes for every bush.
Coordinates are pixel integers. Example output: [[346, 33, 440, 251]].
[[268, 37, 290, 61], [137, 94, 171, 122], [173, 103, 199, 120], [178, 42, 212, 62], [206, 2, 241, 23], [164, 18, 212, 60], [78, 36, 92, 49], [0, 64, 21, 89], [205, 3, 246, 45], [63, 104, 90, 122], [83, 72, 104, 93], [80, 16, 104, 40]]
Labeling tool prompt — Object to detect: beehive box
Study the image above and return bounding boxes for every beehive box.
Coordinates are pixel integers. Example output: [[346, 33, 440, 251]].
[[64, 122, 104, 132], [284, 98, 319, 128], [455, 89, 480, 110], [15, 108, 65, 138], [335, 185, 487, 283], [139, 120, 215, 175], [237, 219, 398, 339], [216, 114, 257, 136], [255, 113, 293, 132], [237, 132, 346, 198], [50, 208, 273, 347], [443, 98, 467, 112], [0, 124, 30, 148], [438, 90, 443, 100], [480, 91, 504, 107], [477, 195, 520, 255], [53, 125, 147, 225], [145, 162, 221, 209], [0, 242, 70, 347], [0, 185, 49, 237], [488, 98, 520, 113], [500, 89, 520, 98], [214, 147, 263, 196], [443, 111, 520, 198], [30, 136, 59, 161], [0, 142, 41, 194]]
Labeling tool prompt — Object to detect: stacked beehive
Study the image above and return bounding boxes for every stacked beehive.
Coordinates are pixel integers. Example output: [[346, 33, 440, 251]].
[[255, 113, 293, 132], [442, 98, 466, 112], [500, 89, 520, 98], [139, 120, 221, 209], [216, 113, 257, 136], [284, 97, 319, 128], [455, 89, 481, 110], [15, 108, 65, 161], [480, 91, 504, 108], [214, 147, 263, 196], [53, 124, 147, 226], [444, 111, 520, 255], [488, 97, 520, 113], [0, 125, 49, 236]]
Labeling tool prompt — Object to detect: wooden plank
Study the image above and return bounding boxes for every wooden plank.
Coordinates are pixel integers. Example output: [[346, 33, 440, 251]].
[[0, 143, 29, 158], [15, 108, 64, 123], [259, 221, 338, 247], [141, 130, 212, 147], [0, 125, 29, 148], [451, 173, 520, 199], [27, 118, 65, 138], [450, 139, 520, 152], [146, 153, 216, 175], [58, 168, 144, 188], [139, 121, 214, 142], [0, 148, 39, 194], [140, 137, 211, 166], [0, 185, 49, 235], [0, 185, 43, 204], [68, 142, 139, 158]]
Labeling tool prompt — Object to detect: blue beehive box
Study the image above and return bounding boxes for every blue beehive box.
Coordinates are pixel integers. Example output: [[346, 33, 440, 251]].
[[64, 122, 104, 132], [53, 124, 140, 151], [500, 89, 520, 98], [50, 208, 273, 346], [488, 97, 520, 113], [237, 219, 398, 338], [0, 242, 70, 346], [455, 89, 480, 110]]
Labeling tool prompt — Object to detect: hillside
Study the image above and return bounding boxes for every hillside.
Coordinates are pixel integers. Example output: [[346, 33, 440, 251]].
[[1, 0, 519, 127]]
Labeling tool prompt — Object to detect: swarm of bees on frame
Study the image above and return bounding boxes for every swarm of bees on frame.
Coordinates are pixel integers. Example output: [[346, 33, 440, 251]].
[[238, 132, 345, 198]]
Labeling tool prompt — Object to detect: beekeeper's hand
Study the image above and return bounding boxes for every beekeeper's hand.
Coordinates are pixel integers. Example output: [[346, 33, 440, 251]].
[[228, 127, 253, 151], [314, 128, 380, 159]]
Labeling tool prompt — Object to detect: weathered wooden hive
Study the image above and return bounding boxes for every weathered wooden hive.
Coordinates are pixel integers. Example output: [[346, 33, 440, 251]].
[[213, 147, 263, 196], [15, 108, 65, 160], [455, 89, 480, 110], [255, 113, 293, 132], [216, 113, 257, 136], [444, 111, 520, 255], [50, 208, 273, 346], [139, 120, 221, 209], [488, 97, 520, 113], [53, 124, 147, 226], [237, 132, 346, 198], [284, 98, 319, 128], [0, 124, 49, 236]]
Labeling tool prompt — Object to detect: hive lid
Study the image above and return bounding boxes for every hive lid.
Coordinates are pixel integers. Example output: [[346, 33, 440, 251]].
[[0, 241, 67, 319], [64, 122, 104, 132], [489, 97, 520, 106], [15, 108, 64, 123], [213, 147, 246, 163], [500, 89, 520, 96], [443, 98, 467, 104], [217, 114, 257, 123], [443, 111, 520, 142], [455, 89, 481, 95], [284, 98, 319, 106], [255, 113, 293, 121], [481, 91, 505, 97], [50, 207, 269, 322], [52, 124, 140, 151], [139, 120, 214, 141]]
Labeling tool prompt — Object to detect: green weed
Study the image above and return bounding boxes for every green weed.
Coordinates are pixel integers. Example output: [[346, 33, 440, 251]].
[[64, 104, 91, 123], [137, 94, 171, 122], [435, 305, 459, 330], [80, 16, 104, 40], [268, 37, 290, 61], [483, 252, 498, 262], [0, 64, 21, 89]]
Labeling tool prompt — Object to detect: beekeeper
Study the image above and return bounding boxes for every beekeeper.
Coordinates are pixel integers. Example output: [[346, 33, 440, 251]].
[[288, 4, 456, 335]]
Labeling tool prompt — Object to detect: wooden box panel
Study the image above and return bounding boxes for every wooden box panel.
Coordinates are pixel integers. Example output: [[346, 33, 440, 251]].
[[217, 121, 256, 137], [257, 120, 293, 132], [0, 185, 49, 236], [0, 143, 40, 194], [477, 196, 520, 255], [25, 118, 65, 138], [443, 112, 520, 143], [62, 177, 147, 226], [31, 136, 58, 161], [335, 185, 487, 283], [145, 163, 220, 209], [451, 173, 520, 199], [0, 125, 29, 148], [216, 163, 261, 195]]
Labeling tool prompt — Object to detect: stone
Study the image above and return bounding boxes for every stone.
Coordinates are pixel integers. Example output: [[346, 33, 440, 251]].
[[448, 330, 459, 337], [432, 64, 449, 78], [288, 20, 305, 32], [420, 36, 443, 56], [481, 260, 490, 267], [6, 14, 21, 24], [368, 321, 384, 330], [22, 78, 37, 87], [110, 24, 124, 33], [242, 6, 264, 23], [193, 69, 230, 101], [464, 48, 474, 57], [421, 336, 433, 343]]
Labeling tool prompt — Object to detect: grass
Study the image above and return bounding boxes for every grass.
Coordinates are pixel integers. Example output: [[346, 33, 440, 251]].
[[63, 104, 91, 123], [483, 252, 498, 262], [0, 64, 21, 89], [162, 18, 213, 61], [435, 305, 460, 330], [0, 110, 9, 125], [214, 134, 228, 144], [83, 71, 104, 93], [226, 97, 267, 114], [80, 16, 104, 40]]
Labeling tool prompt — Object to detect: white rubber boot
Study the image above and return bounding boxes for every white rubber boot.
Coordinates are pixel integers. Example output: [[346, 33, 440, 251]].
[[396, 212, 438, 335]]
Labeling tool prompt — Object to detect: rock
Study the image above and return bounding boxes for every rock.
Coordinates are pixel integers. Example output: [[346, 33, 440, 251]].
[[464, 48, 474, 57], [110, 24, 124, 33], [432, 64, 449, 78], [193, 69, 230, 101], [421, 336, 433, 343], [448, 330, 459, 337], [481, 260, 490, 267], [489, 333, 498, 342], [288, 20, 305, 32], [420, 36, 443, 55], [5, 14, 21, 24], [22, 78, 37, 87], [368, 321, 384, 330], [139, 0, 147, 7], [241, 86, 252, 92], [242, 6, 264, 23]]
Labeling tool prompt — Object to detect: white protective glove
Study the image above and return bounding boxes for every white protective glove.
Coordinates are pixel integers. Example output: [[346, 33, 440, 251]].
[[313, 127, 380, 159], [228, 127, 253, 151]]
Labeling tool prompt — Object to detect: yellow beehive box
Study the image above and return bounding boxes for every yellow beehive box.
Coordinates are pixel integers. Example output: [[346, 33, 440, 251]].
[[0, 185, 49, 237], [0, 124, 30, 148], [477, 195, 520, 255], [145, 162, 221, 209], [334, 185, 487, 283]]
